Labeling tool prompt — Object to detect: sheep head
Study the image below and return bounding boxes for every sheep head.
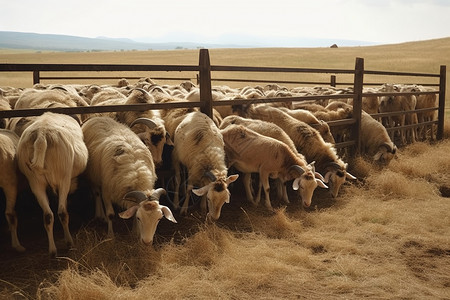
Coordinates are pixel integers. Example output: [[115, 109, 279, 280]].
[[119, 188, 176, 245], [192, 171, 239, 221], [131, 117, 173, 166], [323, 162, 357, 198], [373, 142, 397, 166], [291, 162, 328, 208]]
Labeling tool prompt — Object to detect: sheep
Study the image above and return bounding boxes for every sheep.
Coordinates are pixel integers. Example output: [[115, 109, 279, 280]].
[[220, 115, 323, 204], [89, 87, 126, 106], [0, 94, 12, 129], [236, 104, 355, 198], [361, 110, 397, 165], [78, 84, 103, 103], [10, 87, 87, 136], [221, 124, 327, 209], [0, 86, 22, 109], [277, 106, 335, 144], [89, 88, 172, 166], [325, 102, 397, 166], [180, 81, 197, 92], [81, 116, 176, 243], [157, 97, 198, 139], [0, 129, 25, 252], [184, 87, 234, 120], [15, 86, 89, 110], [415, 85, 438, 140], [379, 85, 418, 145], [16, 112, 88, 256], [171, 111, 239, 220]]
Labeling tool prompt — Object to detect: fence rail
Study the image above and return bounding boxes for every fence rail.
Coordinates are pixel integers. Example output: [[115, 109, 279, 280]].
[[0, 49, 446, 154]]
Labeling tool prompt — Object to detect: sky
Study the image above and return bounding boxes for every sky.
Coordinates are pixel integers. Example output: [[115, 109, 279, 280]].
[[1, 0, 450, 46]]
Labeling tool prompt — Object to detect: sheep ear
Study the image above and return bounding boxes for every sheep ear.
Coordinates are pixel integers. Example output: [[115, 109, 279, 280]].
[[226, 174, 239, 184], [316, 179, 329, 189], [192, 185, 210, 196], [292, 178, 301, 191], [161, 205, 177, 223], [118, 205, 140, 219], [324, 171, 333, 184]]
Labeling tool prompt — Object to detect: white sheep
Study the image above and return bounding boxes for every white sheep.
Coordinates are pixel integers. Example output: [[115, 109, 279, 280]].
[[171, 111, 239, 220], [0, 94, 11, 129], [81, 116, 176, 243], [17, 112, 88, 256], [325, 101, 397, 166], [89, 88, 172, 166], [9, 87, 87, 136], [0, 129, 25, 252], [221, 124, 327, 209]]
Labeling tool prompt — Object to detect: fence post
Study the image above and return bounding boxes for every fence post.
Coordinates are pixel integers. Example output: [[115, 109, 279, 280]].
[[352, 57, 364, 155], [436, 65, 446, 140], [33, 71, 40, 85], [198, 49, 213, 119], [330, 75, 336, 87]]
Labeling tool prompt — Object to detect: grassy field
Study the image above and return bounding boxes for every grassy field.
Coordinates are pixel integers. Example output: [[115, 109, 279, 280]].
[[0, 39, 450, 299], [1, 37, 449, 113]]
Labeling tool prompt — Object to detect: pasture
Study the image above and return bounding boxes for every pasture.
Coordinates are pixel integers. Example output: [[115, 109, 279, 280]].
[[0, 39, 450, 299]]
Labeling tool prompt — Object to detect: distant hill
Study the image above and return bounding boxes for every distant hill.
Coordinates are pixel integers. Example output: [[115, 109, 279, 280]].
[[0, 31, 231, 51], [0, 31, 376, 52]]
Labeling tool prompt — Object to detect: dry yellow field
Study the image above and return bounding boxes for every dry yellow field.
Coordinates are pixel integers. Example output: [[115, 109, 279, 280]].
[[1, 37, 449, 113], [0, 39, 449, 299]]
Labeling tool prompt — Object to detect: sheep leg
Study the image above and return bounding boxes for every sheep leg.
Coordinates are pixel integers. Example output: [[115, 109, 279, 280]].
[[29, 180, 57, 257], [275, 179, 289, 204], [93, 188, 106, 221], [172, 160, 181, 210], [200, 194, 207, 216], [4, 186, 25, 252], [181, 183, 193, 216], [254, 177, 262, 206], [260, 172, 273, 211], [102, 188, 115, 238], [57, 181, 74, 249], [242, 173, 256, 205]]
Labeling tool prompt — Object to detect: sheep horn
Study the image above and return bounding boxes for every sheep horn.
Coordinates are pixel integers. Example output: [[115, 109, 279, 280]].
[[381, 142, 396, 154], [289, 165, 305, 176], [326, 161, 343, 171], [150, 188, 166, 201], [123, 190, 148, 203], [50, 85, 68, 92], [204, 171, 217, 182], [131, 87, 149, 95], [130, 118, 157, 130]]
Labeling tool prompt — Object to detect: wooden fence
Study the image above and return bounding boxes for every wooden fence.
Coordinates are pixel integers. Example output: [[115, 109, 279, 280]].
[[0, 49, 446, 155]]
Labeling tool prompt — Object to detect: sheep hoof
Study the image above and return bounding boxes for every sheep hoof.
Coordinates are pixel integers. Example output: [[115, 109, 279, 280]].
[[14, 245, 26, 253], [180, 207, 188, 216]]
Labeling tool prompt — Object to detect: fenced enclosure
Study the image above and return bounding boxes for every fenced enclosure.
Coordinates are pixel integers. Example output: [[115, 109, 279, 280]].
[[0, 49, 446, 155]]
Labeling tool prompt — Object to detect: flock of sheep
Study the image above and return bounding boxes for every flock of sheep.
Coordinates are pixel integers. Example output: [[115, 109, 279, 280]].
[[0, 78, 437, 256]]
